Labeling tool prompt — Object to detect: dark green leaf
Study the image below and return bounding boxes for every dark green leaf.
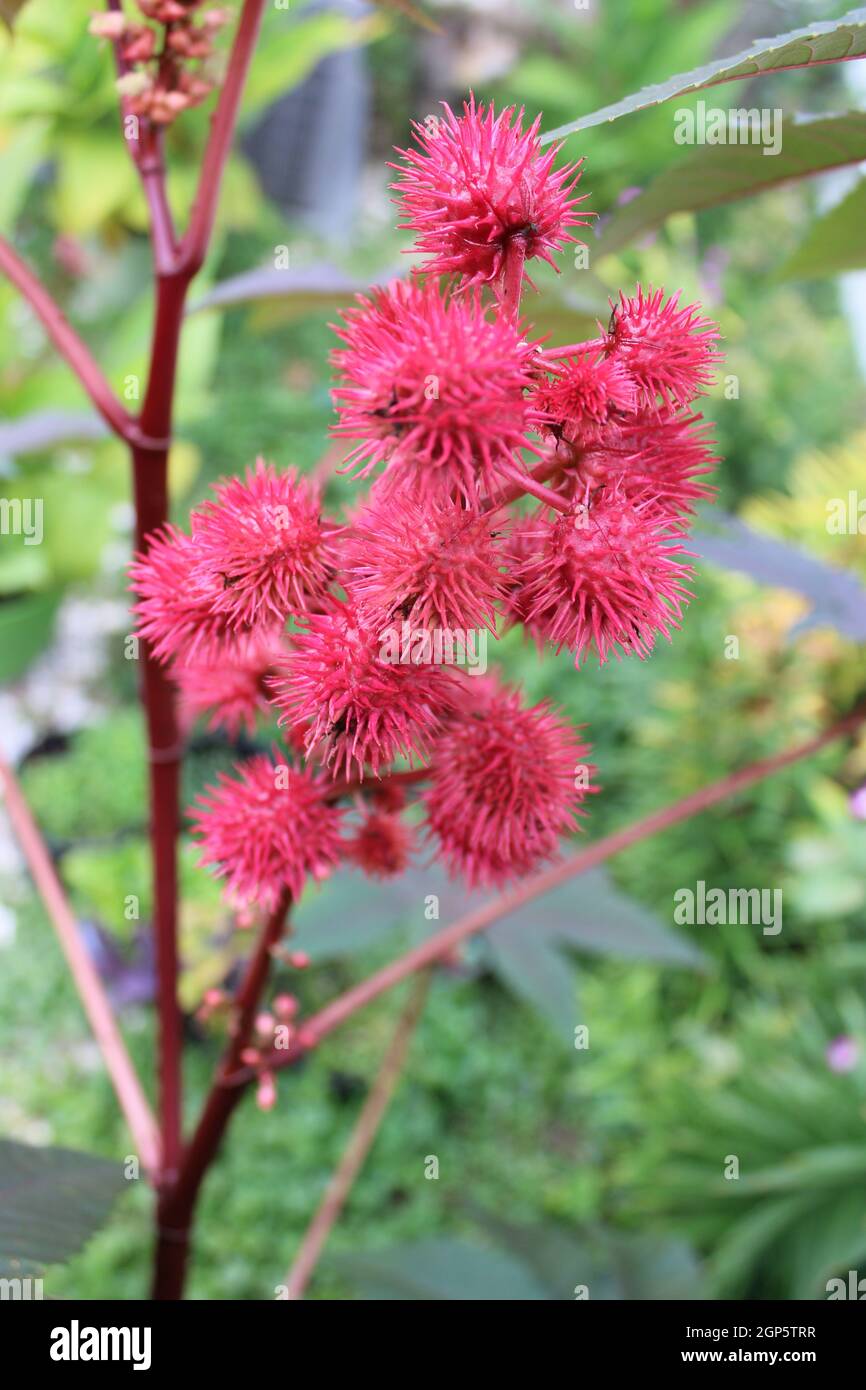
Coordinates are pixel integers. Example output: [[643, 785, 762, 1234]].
[[486, 924, 577, 1043], [0, 1141, 124, 1276], [290, 870, 416, 960], [334, 1237, 549, 1300], [534, 868, 707, 968]]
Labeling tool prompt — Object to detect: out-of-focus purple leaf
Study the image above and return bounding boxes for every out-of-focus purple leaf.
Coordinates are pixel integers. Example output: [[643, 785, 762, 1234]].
[[186, 262, 395, 316], [78, 920, 156, 1007], [696, 512, 866, 641], [0, 411, 107, 457]]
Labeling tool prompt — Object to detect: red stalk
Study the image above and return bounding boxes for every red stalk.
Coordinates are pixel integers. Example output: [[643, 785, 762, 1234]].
[[179, 0, 267, 275], [150, 891, 292, 1300], [281, 970, 432, 1300], [0, 235, 158, 447], [133, 269, 196, 1185], [0, 755, 161, 1177], [500, 237, 526, 319]]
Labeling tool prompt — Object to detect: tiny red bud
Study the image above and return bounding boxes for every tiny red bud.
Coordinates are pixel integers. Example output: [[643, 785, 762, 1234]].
[[256, 1071, 277, 1111], [274, 994, 298, 1021]]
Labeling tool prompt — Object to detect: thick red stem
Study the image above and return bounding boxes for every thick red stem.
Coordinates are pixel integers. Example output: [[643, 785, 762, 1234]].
[[0, 756, 161, 1176], [150, 892, 292, 1300], [134, 271, 194, 1182]]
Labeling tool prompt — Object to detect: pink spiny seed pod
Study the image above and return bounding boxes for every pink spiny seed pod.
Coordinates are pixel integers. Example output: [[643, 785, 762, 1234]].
[[535, 352, 638, 447], [269, 601, 457, 779], [173, 630, 287, 738], [331, 278, 542, 502], [254, 1012, 275, 1039], [608, 286, 721, 411], [130, 524, 256, 666], [190, 752, 344, 909], [424, 678, 594, 888], [569, 411, 718, 520], [500, 515, 548, 639], [240, 1046, 260, 1066], [514, 494, 695, 665], [346, 810, 414, 878], [391, 96, 591, 287], [289, 951, 310, 970], [344, 490, 506, 636], [190, 459, 336, 630]]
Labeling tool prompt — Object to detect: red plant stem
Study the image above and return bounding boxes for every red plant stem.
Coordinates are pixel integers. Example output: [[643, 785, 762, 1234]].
[[282, 970, 432, 1300], [138, 134, 179, 277], [179, 0, 267, 275], [0, 756, 161, 1177], [0, 235, 160, 446], [105, 2, 179, 275], [500, 237, 526, 319], [133, 270, 195, 1183], [481, 448, 563, 516], [498, 459, 572, 513], [326, 766, 430, 802], [540, 336, 607, 359], [253, 703, 866, 1078], [151, 891, 292, 1300]]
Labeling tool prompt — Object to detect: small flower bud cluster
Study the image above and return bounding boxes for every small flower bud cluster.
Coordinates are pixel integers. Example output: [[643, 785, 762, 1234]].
[[90, 3, 231, 126]]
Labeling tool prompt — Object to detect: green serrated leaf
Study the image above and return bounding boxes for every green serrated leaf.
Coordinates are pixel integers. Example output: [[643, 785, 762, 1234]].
[[543, 8, 866, 141], [535, 868, 707, 968], [0, 1140, 124, 1276]]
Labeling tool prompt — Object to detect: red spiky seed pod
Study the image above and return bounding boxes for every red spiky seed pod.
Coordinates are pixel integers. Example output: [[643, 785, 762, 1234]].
[[190, 752, 344, 910], [423, 677, 595, 888], [391, 96, 590, 288], [331, 278, 541, 502]]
